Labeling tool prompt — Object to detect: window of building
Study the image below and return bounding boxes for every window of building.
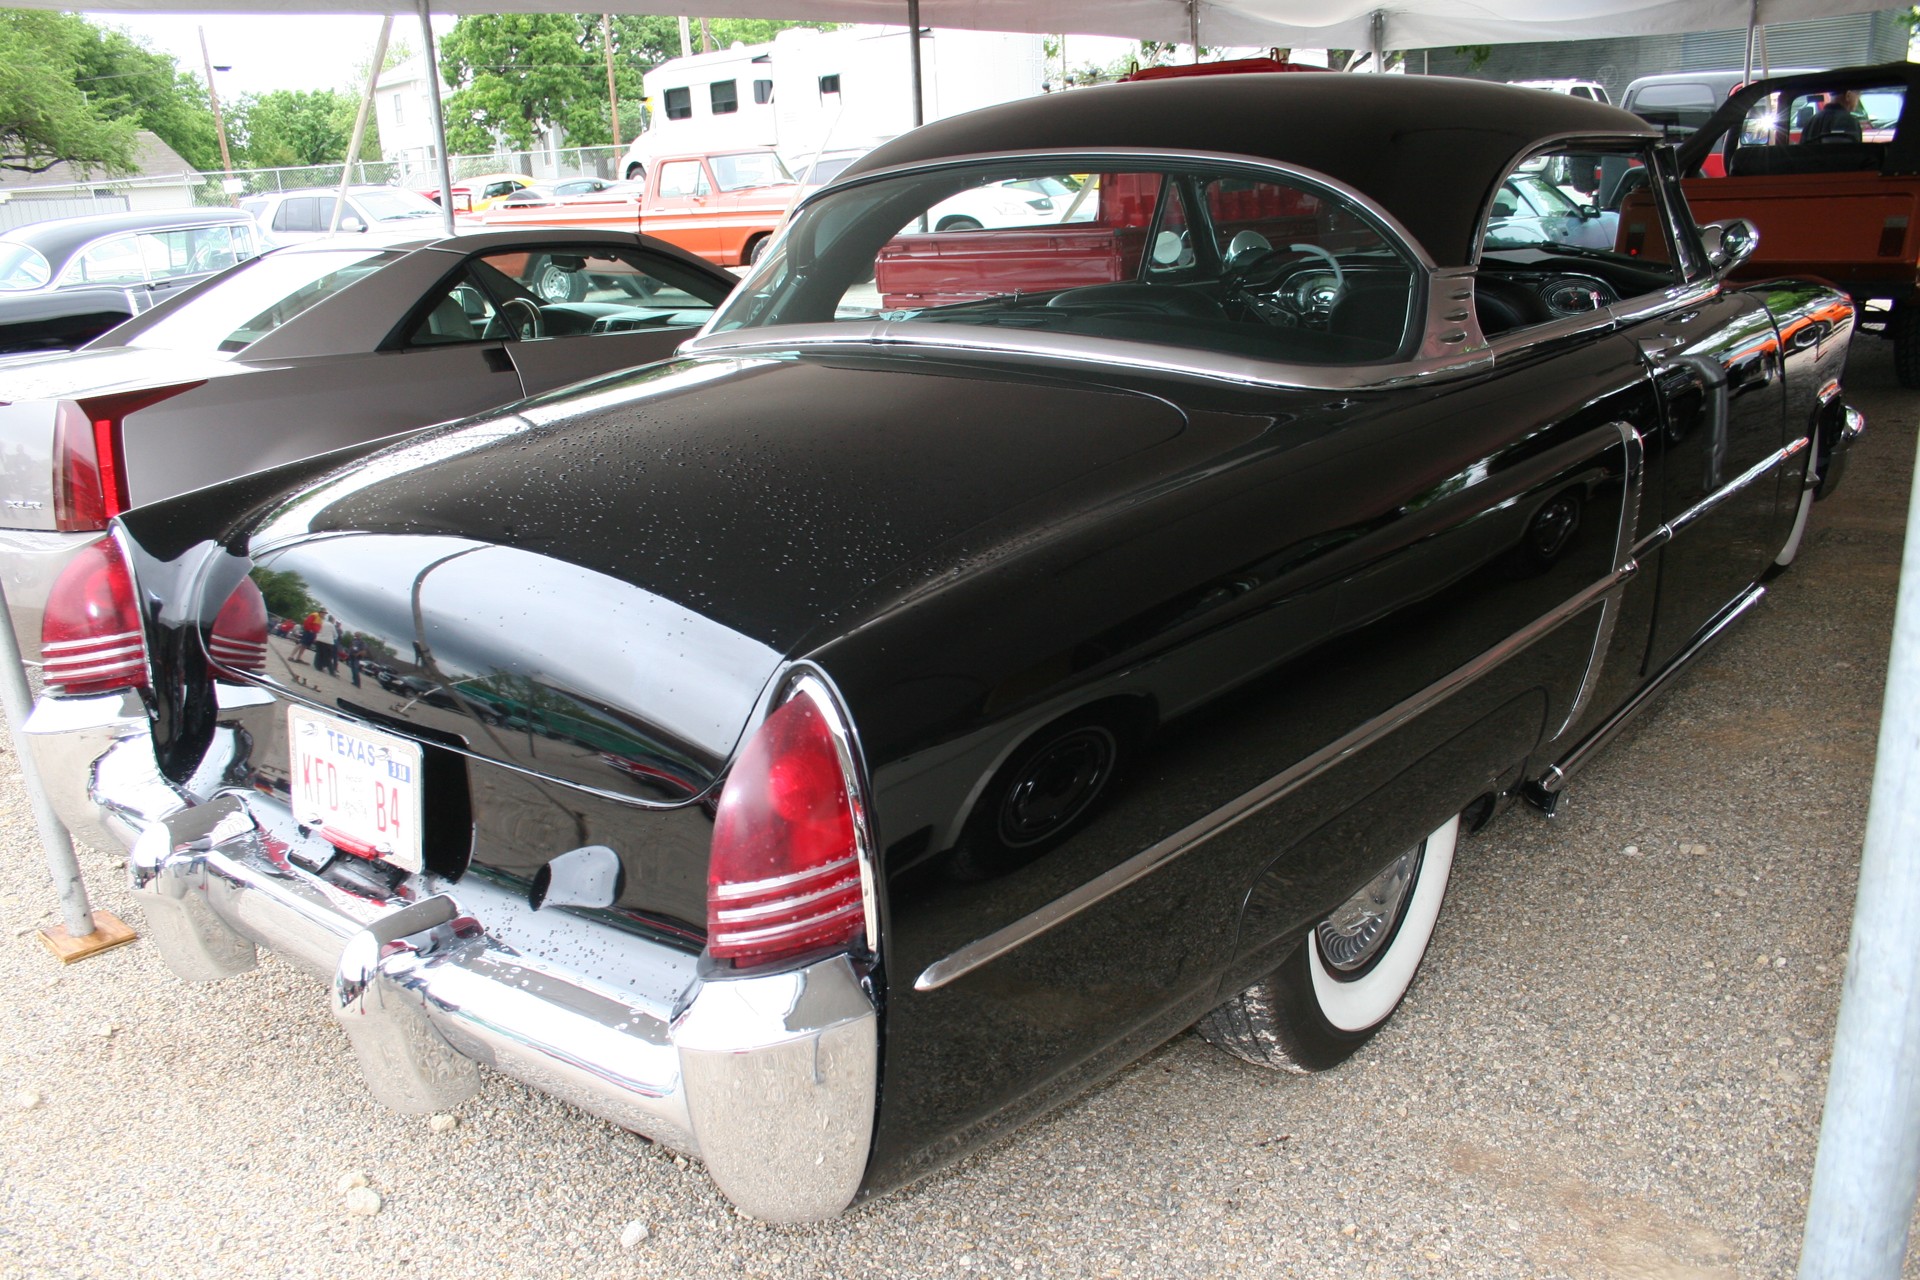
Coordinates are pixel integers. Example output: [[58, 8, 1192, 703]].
[[711, 79, 739, 115], [393, 93, 404, 125], [819, 74, 841, 96]]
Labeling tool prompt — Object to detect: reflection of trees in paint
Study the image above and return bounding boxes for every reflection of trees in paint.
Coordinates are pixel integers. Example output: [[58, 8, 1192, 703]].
[[251, 567, 318, 622], [460, 668, 705, 798]]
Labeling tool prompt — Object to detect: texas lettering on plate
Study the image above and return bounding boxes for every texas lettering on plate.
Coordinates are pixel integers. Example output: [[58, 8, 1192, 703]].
[[288, 706, 423, 871]]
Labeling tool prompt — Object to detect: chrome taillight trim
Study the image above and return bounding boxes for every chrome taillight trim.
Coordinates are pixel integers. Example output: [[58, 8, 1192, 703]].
[[712, 899, 866, 950], [778, 671, 881, 959], [712, 874, 862, 925], [709, 853, 859, 902], [42, 630, 142, 655]]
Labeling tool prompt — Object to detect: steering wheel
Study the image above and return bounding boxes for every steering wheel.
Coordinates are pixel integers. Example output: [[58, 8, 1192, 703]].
[[499, 296, 543, 340], [1222, 242, 1347, 325]]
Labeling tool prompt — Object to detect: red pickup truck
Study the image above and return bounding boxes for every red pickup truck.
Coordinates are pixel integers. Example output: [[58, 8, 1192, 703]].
[[1672, 63, 1920, 384], [462, 148, 803, 268]]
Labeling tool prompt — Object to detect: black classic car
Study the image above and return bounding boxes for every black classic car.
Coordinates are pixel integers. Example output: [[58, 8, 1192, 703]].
[[28, 75, 1859, 1222]]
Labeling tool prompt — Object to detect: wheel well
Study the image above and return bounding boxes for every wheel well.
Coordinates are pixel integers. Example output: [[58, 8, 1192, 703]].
[[742, 231, 769, 265], [624, 162, 645, 181]]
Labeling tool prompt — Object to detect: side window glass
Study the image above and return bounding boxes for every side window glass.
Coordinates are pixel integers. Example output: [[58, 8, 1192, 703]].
[[405, 268, 501, 346], [657, 161, 706, 198], [1476, 146, 1685, 338], [664, 87, 691, 120], [711, 79, 738, 115], [470, 247, 723, 336], [65, 234, 148, 285]]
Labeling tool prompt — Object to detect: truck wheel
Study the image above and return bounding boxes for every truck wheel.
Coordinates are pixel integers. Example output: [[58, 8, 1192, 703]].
[[535, 259, 586, 303], [1893, 300, 1920, 389], [1195, 814, 1459, 1072]]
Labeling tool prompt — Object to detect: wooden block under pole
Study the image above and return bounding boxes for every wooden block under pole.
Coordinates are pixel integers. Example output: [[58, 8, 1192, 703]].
[[36, 911, 138, 964]]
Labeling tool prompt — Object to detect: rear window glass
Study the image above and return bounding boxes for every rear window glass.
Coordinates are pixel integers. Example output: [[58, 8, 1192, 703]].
[[0, 241, 52, 291], [711, 160, 1418, 367], [123, 248, 398, 353]]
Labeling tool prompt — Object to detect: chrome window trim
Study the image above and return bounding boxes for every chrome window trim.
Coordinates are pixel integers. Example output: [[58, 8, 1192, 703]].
[[1469, 132, 1664, 273], [55, 231, 151, 290], [915, 559, 1635, 993]]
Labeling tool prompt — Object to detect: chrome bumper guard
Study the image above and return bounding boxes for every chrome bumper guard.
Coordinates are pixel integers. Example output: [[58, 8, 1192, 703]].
[[53, 710, 875, 1223]]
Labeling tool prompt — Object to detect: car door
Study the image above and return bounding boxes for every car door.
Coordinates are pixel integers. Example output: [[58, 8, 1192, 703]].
[[646, 159, 723, 263], [461, 244, 731, 392], [1615, 153, 1790, 670]]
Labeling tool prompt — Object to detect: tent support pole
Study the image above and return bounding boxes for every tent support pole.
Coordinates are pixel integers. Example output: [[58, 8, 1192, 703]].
[[1188, 0, 1200, 60], [1370, 10, 1385, 73], [331, 15, 393, 234], [906, 0, 924, 126], [418, 0, 456, 236], [1797, 435, 1920, 1280], [1743, 0, 1758, 84]]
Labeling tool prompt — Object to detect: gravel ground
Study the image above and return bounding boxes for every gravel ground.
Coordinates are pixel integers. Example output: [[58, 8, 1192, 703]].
[[0, 337, 1913, 1280]]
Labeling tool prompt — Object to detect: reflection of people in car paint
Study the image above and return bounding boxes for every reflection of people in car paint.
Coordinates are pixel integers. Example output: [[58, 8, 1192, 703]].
[[1804, 91, 1864, 144]]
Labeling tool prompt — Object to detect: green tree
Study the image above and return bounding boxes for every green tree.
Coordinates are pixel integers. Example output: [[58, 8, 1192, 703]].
[[233, 89, 370, 168], [251, 569, 318, 622], [0, 11, 137, 174], [71, 24, 223, 171], [437, 14, 836, 153], [439, 13, 609, 152]]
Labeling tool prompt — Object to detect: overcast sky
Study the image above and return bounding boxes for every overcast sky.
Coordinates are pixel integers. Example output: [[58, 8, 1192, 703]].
[[90, 12, 454, 98], [89, 13, 1152, 101]]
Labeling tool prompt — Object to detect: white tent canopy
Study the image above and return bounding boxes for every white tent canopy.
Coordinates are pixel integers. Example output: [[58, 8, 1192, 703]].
[[46, 0, 1905, 49]]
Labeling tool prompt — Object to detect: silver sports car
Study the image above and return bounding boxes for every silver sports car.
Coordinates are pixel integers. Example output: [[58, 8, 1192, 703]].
[[0, 227, 736, 659]]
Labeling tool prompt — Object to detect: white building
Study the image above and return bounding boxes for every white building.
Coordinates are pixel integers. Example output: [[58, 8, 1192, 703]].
[[374, 54, 452, 181]]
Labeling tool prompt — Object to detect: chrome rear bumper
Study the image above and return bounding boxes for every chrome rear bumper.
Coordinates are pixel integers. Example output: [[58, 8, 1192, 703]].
[[57, 710, 877, 1223]]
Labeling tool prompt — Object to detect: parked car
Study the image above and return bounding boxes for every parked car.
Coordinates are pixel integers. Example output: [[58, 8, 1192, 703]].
[[33, 74, 1859, 1224], [1485, 170, 1620, 250], [1510, 77, 1611, 105], [414, 172, 540, 213], [0, 227, 735, 660], [1620, 67, 1821, 175], [1669, 62, 1920, 384], [240, 185, 445, 247], [464, 147, 804, 267], [924, 175, 1095, 231], [496, 177, 620, 206], [0, 208, 261, 354]]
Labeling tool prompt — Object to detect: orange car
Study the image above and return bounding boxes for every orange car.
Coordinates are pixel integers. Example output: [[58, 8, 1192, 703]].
[[1673, 62, 1920, 384], [460, 149, 803, 268]]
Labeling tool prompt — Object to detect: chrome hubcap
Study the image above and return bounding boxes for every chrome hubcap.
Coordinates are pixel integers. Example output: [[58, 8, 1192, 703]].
[[1316, 841, 1424, 974]]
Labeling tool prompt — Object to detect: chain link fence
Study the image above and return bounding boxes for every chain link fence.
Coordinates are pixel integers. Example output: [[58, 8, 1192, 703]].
[[184, 145, 627, 206]]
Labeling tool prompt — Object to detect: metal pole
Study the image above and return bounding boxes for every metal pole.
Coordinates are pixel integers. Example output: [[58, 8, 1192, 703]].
[[198, 27, 234, 185], [1370, 10, 1386, 74], [1188, 0, 1201, 61], [602, 14, 622, 149], [1797, 434, 1920, 1279], [331, 15, 393, 235], [678, 16, 692, 58], [1743, 0, 1758, 85], [0, 578, 93, 938], [906, 0, 924, 127], [417, 0, 456, 236]]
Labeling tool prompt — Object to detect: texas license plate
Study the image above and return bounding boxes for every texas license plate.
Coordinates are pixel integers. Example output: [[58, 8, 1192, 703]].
[[287, 705, 424, 872]]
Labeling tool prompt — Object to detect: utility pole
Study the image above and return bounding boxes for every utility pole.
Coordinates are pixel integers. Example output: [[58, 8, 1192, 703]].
[[198, 26, 234, 185], [678, 16, 692, 58], [602, 14, 622, 148], [699, 18, 712, 54]]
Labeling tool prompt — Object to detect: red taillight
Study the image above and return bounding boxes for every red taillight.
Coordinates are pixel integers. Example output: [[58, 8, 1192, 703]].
[[52, 383, 203, 532], [707, 687, 867, 965], [41, 538, 147, 695], [208, 576, 268, 675]]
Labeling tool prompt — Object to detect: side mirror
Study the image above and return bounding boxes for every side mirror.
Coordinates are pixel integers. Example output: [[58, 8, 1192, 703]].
[[340, 215, 367, 233], [1700, 218, 1759, 272]]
